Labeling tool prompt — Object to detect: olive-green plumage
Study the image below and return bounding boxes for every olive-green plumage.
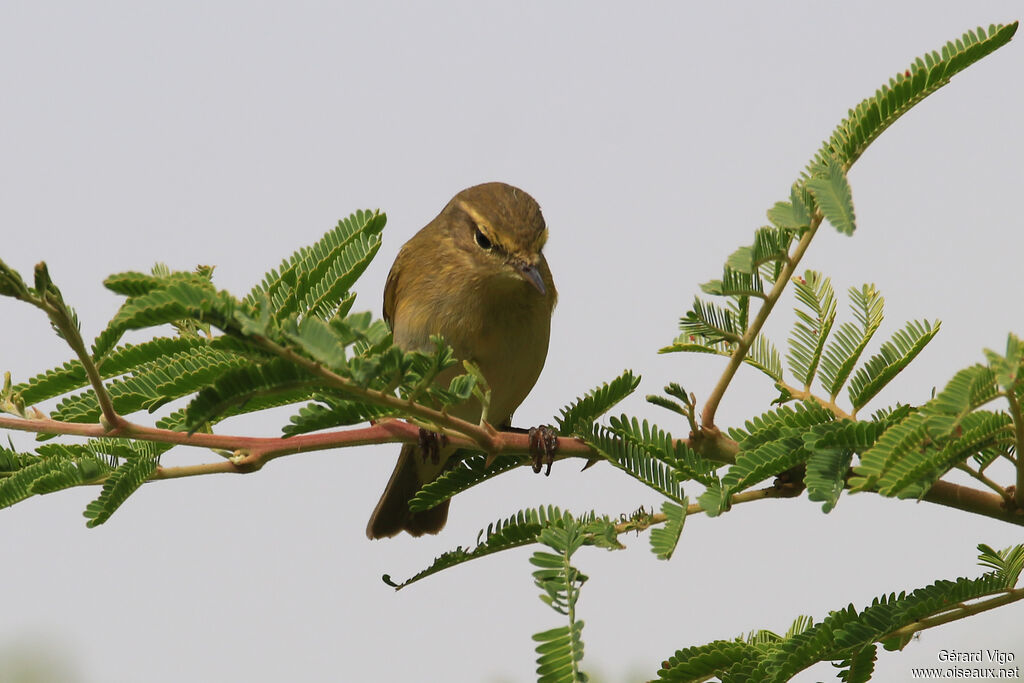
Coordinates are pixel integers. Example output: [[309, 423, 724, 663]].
[[366, 182, 557, 539]]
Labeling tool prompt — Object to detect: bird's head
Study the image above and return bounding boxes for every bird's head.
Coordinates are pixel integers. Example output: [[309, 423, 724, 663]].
[[444, 182, 552, 296]]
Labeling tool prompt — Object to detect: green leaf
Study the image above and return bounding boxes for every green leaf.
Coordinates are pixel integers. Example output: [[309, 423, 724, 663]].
[[701, 267, 765, 299], [662, 332, 782, 384], [657, 640, 763, 681], [983, 333, 1024, 393], [27, 454, 111, 495], [802, 417, 897, 512], [584, 425, 687, 504], [807, 22, 1018, 173], [104, 270, 178, 297], [787, 270, 837, 388], [0, 452, 109, 509], [847, 319, 940, 410], [720, 435, 807, 498], [82, 447, 159, 527], [13, 336, 213, 407], [837, 644, 877, 683], [803, 431, 852, 513], [0, 258, 32, 300], [767, 184, 814, 230], [728, 401, 837, 448], [184, 357, 318, 432], [649, 500, 687, 560], [701, 402, 835, 515], [677, 297, 743, 344], [283, 315, 349, 370], [607, 415, 719, 486], [533, 621, 586, 683], [850, 359, 1015, 497], [533, 520, 588, 682], [875, 411, 1012, 499], [849, 411, 927, 493], [977, 543, 1024, 584], [407, 453, 530, 513], [51, 346, 252, 424], [806, 158, 856, 235], [554, 370, 640, 436], [819, 283, 885, 400], [926, 364, 999, 424], [283, 395, 398, 436], [384, 506, 575, 590], [93, 275, 238, 361], [727, 227, 794, 274], [245, 209, 386, 321], [746, 333, 784, 383]]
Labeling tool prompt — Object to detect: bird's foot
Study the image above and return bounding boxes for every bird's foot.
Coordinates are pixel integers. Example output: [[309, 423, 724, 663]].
[[528, 425, 559, 476], [418, 428, 448, 465]]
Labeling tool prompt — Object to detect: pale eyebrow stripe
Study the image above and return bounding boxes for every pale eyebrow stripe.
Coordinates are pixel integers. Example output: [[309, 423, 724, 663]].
[[455, 200, 493, 233]]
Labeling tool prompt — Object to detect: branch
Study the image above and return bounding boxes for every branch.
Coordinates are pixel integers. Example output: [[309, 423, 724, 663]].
[[1005, 388, 1024, 508], [923, 480, 1024, 527], [0, 413, 600, 479], [701, 213, 823, 431]]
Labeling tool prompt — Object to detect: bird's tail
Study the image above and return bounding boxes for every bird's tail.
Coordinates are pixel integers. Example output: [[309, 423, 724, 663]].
[[366, 444, 450, 539]]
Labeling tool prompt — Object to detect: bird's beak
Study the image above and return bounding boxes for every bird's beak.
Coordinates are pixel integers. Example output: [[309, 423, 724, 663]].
[[519, 263, 547, 295]]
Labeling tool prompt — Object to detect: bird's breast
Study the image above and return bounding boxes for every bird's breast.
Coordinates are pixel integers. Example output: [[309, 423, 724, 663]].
[[392, 279, 553, 426]]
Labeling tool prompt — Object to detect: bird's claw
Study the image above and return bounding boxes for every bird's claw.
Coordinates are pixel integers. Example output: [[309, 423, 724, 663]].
[[528, 425, 558, 476], [418, 428, 448, 465]]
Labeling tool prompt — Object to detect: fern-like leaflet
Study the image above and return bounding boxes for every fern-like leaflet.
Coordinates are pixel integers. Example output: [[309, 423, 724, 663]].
[[531, 522, 589, 683]]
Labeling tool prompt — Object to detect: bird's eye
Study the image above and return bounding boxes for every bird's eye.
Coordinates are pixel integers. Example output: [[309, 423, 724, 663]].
[[474, 226, 493, 250]]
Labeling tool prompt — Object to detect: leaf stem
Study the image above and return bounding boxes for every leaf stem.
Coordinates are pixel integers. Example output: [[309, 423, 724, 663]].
[[563, 538, 584, 682], [702, 214, 823, 431], [613, 484, 799, 534], [881, 586, 1024, 643], [955, 464, 1010, 502], [777, 380, 853, 420], [34, 282, 122, 430], [616, 476, 1024, 537]]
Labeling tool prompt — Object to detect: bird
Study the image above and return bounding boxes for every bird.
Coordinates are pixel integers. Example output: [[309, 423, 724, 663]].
[[366, 182, 557, 539]]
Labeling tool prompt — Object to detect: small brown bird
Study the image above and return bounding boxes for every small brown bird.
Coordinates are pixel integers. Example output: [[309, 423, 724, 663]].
[[366, 182, 557, 539]]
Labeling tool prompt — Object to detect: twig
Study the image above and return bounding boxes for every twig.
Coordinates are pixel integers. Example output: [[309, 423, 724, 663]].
[[22, 265, 122, 429], [612, 484, 801, 534], [701, 213, 823, 431], [955, 464, 1010, 502]]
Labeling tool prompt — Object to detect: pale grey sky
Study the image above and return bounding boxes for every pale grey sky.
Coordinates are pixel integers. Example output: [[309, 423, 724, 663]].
[[1, 3, 1022, 682]]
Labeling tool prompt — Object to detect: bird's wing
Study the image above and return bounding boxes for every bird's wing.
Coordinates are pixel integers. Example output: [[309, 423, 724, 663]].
[[382, 246, 403, 328]]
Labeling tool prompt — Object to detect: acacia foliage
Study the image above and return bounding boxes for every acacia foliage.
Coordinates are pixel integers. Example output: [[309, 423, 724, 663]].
[[0, 21, 1021, 683]]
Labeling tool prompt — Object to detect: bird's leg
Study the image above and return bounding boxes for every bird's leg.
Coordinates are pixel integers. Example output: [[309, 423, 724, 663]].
[[417, 428, 448, 465], [496, 423, 559, 474], [528, 425, 559, 476]]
